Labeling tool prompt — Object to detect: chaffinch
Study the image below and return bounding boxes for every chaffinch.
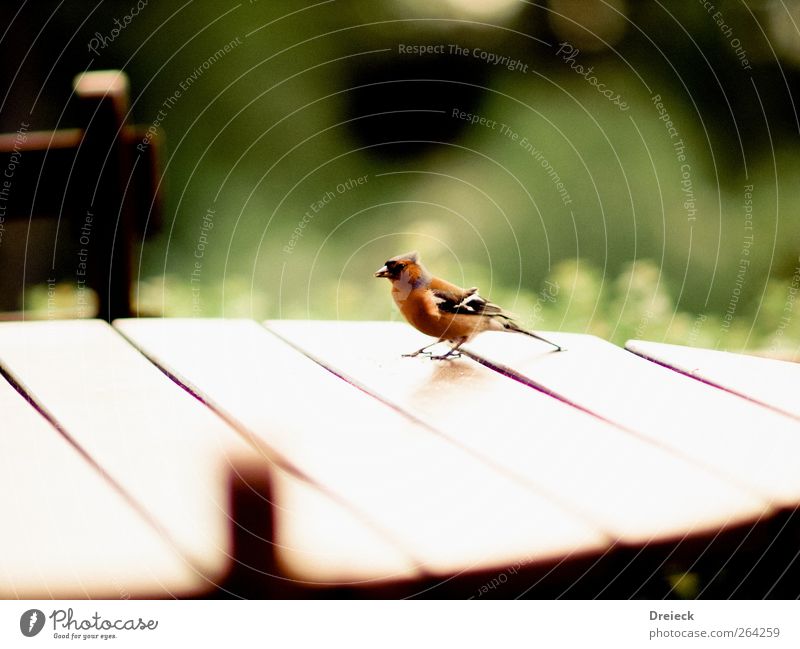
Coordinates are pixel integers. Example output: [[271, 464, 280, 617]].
[[375, 251, 563, 359]]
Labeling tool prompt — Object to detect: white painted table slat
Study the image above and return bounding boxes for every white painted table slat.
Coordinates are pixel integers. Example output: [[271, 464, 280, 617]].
[[626, 339, 800, 420]]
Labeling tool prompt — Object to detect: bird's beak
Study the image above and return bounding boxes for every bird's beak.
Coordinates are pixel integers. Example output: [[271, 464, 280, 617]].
[[374, 265, 390, 278]]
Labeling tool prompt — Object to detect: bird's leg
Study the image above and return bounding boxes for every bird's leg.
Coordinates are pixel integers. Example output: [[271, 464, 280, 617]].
[[430, 338, 466, 360], [402, 341, 438, 358]]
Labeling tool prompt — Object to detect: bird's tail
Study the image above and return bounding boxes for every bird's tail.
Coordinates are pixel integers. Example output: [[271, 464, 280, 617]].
[[498, 317, 564, 351]]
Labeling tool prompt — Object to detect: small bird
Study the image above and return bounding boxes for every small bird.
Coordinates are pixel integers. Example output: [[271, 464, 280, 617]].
[[375, 251, 563, 359]]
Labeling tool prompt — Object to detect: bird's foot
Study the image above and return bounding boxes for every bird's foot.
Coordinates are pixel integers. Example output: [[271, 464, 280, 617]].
[[429, 351, 461, 360], [402, 349, 434, 358]]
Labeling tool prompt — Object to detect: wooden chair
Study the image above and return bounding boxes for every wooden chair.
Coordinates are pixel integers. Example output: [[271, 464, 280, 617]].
[[0, 70, 162, 321]]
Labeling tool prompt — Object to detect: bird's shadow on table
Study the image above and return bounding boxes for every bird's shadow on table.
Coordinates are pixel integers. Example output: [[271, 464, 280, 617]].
[[405, 353, 491, 404]]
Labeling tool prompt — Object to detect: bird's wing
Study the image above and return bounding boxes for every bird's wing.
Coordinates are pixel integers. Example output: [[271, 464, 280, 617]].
[[430, 280, 505, 317]]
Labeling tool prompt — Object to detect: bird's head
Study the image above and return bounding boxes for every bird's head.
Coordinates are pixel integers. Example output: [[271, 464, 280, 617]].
[[374, 251, 428, 287]]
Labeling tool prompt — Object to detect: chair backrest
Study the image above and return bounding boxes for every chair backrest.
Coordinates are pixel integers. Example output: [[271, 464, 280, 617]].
[[0, 70, 162, 321]]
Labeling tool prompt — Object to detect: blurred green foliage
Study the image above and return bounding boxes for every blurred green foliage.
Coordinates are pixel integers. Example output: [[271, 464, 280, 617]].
[[11, 0, 800, 357]]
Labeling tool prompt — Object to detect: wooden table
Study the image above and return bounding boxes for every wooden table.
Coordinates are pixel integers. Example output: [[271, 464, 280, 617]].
[[1, 319, 798, 599]]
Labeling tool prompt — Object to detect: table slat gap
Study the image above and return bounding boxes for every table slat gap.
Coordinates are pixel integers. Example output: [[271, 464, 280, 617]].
[[626, 340, 800, 423]]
